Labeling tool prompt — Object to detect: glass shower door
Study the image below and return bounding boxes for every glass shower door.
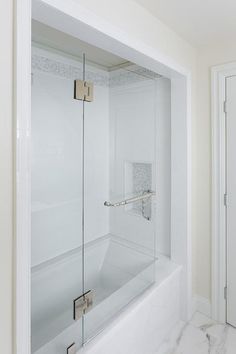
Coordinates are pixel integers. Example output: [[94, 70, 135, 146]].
[[83, 59, 157, 342], [31, 46, 85, 353], [31, 44, 157, 351]]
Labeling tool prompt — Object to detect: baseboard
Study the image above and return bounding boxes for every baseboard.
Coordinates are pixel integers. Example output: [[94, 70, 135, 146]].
[[192, 295, 212, 318]]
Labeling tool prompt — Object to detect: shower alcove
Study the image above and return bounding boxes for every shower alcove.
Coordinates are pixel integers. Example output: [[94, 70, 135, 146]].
[[15, 1, 191, 354]]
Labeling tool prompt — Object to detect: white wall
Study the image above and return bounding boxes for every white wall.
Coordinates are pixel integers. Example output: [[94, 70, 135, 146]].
[[75, 0, 197, 71], [0, 1, 13, 353]]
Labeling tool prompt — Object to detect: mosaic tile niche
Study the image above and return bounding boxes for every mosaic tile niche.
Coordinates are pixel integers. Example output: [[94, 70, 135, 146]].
[[125, 162, 152, 220]]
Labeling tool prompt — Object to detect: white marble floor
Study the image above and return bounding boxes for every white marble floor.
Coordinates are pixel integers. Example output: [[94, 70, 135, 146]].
[[156, 312, 236, 354]]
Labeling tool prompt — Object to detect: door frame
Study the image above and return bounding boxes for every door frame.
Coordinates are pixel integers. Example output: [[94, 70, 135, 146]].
[[14, 0, 192, 353], [211, 62, 236, 323]]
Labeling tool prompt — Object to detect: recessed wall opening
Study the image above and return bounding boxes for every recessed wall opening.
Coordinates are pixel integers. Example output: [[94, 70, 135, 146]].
[[15, 1, 191, 352], [31, 19, 172, 352]]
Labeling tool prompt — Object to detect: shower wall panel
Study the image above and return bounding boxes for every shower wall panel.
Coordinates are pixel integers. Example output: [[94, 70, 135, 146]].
[[31, 46, 110, 266], [109, 80, 156, 253], [109, 77, 171, 257], [31, 68, 83, 266], [84, 85, 110, 244]]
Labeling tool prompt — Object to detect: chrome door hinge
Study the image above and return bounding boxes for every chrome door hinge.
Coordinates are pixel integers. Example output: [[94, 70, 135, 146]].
[[74, 80, 93, 102], [67, 343, 76, 354], [223, 100, 228, 114], [224, 286, 227, 300], [73, 290, 93, 321], [224, 193, 227, 207]]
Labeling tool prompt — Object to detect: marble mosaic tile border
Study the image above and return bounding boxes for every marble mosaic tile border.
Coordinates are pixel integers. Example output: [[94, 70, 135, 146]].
[[32, 47, 161, 87]]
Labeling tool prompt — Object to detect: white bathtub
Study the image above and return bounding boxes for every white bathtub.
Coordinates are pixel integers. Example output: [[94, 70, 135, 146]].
[[32, 235, 181, 354], [79, 259, 181, 354]]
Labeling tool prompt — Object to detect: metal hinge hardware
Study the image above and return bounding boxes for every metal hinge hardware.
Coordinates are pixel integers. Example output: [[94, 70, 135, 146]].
[[224, 286, 227, 300], [74, 80, 93, 102], [224, 100, 227, 114], [67, 343, 76, 354], [73, 290, 93, 321], [224, 193, 227, 207]]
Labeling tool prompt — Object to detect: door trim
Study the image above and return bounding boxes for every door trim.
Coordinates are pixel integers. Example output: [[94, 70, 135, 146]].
[[15, 0, 192, 353], [211, 62, 236, 323]]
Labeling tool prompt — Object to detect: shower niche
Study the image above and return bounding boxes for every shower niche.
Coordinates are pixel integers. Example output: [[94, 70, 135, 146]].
[[124, 161, 153, 220], [31, 19, 171, 354]]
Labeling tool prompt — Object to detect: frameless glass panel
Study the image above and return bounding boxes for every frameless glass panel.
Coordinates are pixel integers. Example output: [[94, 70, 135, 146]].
[[83, 59, 157, 342], [31, 45, 84, 354]]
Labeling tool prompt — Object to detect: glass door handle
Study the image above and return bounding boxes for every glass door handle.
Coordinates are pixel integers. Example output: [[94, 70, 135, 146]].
[[104, 190, 155, 207]]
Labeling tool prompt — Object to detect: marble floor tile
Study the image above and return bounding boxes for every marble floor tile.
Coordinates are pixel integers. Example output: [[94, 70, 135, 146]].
[[156, 312, 236, 354]]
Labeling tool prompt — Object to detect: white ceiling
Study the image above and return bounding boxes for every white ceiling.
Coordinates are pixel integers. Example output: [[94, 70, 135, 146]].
[[135, 0, 236, 47]]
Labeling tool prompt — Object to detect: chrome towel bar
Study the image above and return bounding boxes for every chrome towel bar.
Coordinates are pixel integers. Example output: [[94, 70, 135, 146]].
[[104, 190, 155, 207]]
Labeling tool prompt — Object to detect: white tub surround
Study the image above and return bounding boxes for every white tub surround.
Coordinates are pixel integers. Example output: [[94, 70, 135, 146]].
[[78, 260, 181, 354], [33, 257, 182, 354], [32, 234, 156, 352]]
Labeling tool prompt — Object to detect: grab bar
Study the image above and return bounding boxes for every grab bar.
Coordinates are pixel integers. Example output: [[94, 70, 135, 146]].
[[104, 190, 155, 207]]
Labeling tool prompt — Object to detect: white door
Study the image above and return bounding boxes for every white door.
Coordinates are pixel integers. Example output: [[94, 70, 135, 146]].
[[226, 75, 236, 327]]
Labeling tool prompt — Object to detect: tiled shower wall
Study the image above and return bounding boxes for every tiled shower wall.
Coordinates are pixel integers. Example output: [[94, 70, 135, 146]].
[[31, 45, 171, 266]]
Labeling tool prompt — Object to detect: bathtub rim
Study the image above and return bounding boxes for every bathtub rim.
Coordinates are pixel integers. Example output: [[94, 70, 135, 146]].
[[79, 256, 182, 353]]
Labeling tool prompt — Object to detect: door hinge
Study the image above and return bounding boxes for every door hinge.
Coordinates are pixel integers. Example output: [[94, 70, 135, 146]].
[[224, 193, 227, 207], [73, 290, 93, 321], [67, 343, 76, 354], [223, 100, 227, 114], [224, 286, 227, 300], [74, 80, 93, 102]]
